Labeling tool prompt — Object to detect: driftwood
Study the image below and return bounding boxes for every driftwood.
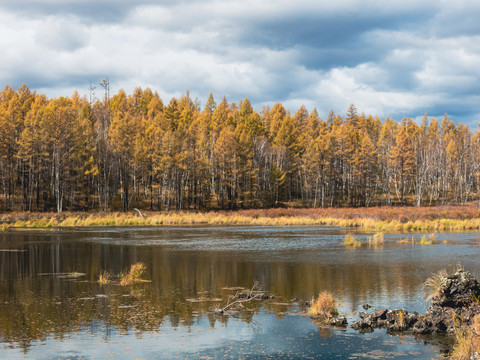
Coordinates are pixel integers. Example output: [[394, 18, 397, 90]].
[[132, 208, 146, 219], [217, 282, 267, 314]]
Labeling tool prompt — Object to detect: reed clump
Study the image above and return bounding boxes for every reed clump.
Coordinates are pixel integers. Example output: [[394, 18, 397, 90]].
[[98, 270, 112, 285], [308, 291, 339, 318], [420, 233, 436, 245], [344, 234, 362, 247], [368, 232, 384, 246], [120, 262, 148, 286]]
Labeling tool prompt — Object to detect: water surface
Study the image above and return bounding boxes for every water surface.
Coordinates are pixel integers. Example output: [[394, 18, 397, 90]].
[[1, 226, 479, 359]]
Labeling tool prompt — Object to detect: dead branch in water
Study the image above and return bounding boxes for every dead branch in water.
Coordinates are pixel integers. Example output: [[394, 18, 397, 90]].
[[219, 281, 266, 313]]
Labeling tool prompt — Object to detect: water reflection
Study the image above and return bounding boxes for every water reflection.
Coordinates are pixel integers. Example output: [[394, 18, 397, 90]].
[[1, 226, 478, 358]]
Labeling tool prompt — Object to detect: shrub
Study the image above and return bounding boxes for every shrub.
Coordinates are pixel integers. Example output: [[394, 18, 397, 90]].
[[308, 291, 339, 318]]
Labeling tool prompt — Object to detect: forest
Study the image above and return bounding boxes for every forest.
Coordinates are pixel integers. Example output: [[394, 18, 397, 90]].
[[0, 84, 478, 212]]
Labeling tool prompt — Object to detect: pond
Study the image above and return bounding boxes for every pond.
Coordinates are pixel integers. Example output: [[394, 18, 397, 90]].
[[1, 226, 479, 359]]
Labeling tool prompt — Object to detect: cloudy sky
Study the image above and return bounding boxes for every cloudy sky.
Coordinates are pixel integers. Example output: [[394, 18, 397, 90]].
[[1, 0, 479, 124]]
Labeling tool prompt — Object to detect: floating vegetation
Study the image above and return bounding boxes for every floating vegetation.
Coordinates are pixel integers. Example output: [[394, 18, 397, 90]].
[[397, 236, 415, 244], [120, 262, 148, 286], [221, 286, 245, 291], [38, 272, 86, 279]]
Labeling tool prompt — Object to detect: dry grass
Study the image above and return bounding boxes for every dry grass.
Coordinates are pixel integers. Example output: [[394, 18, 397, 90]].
[[98, 270, 112, 285], [397, 236, 415, 244], [2, 205, 480, 230], [420, 233, 437, 245], [368, 232, 384, 246], [423, 268, 448, 303], [450, 314, 480, 360], [344, 234, 362, 247], [308, 291, 339, 318], [120, 262, 147, 286]]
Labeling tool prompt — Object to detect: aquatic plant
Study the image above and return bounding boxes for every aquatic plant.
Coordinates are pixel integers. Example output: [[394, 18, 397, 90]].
[[397, 236, 415, 244], [120, 262, 148, 285], [98, 270, 112, 285], [420, 233, 436, 245], [344, 234, 361, 247], [308, 291, 339, 318], [368, 232, 384, 246], [423, 268, 448, 303]]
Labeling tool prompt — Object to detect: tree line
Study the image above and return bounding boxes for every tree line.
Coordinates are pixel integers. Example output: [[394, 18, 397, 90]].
[[0, 84, 479, 212]]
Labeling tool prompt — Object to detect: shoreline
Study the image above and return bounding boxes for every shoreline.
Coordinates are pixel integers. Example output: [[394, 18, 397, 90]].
[[2, 205, 480, 231]]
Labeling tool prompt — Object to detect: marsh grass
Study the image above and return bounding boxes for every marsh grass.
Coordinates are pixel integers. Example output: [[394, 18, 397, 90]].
[[120, 262, 148, 286], [450, 314, 480, 360], [98, 270, 112, 285], [423, 268, 448, 303], [2, 206, 480, 230], [344, 234, 362, 247], [368, 232, 384, 246], [308, 291, 339, 318], [420, 233, 437, 245], [397, 236, 415, 244]]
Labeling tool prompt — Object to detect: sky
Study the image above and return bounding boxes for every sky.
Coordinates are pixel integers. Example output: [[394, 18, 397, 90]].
[[0, 0, 479, 125]]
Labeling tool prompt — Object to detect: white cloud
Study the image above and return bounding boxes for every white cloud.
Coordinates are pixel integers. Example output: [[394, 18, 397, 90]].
[[0, 1, 479, 125]]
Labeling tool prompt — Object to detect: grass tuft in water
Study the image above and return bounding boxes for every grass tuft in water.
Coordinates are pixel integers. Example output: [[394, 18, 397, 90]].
[[368, 232, 384, 246], [420, 233, 436, 245], [344, 234, 362, 247], [120, 262, 147, 286], [308, 291, 339, 318], [98, 270, 112, 285]]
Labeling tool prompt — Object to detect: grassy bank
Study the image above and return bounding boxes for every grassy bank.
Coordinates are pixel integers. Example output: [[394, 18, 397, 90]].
[[2, 205, 480, 231]]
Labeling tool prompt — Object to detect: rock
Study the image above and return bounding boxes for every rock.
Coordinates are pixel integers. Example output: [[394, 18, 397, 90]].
[[325, 316, 348, 327], [351, 269, 480, 336], [431, 269, 480, 308], [371, 308, 388, 321]]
